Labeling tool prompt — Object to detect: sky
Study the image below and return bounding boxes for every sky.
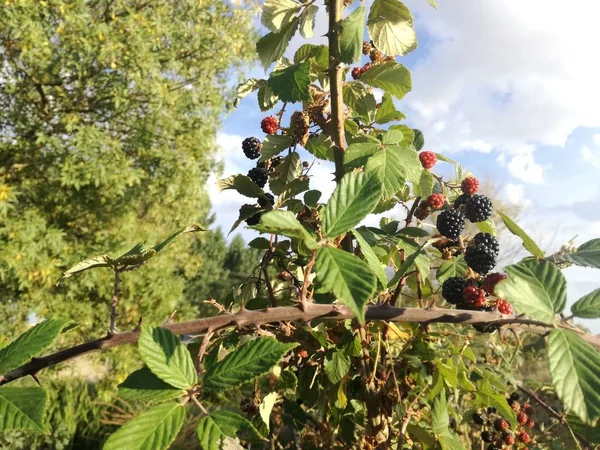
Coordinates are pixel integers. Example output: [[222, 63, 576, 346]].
[[208, 0, 600, 331]]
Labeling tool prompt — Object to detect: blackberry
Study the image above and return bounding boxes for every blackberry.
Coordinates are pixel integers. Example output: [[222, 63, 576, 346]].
[[261, 116, 279, 135], [523, 404, 534, 415], [465, 245, 496, 274], [517, 412, 528, 425], [247, 167, 268, 188], [497, 299, 513, 315], [242, 137, 262, 160], [270, 155, 284, 170], [475, 323, 499, 333], [481, 431, 494, 443], [245, 212, 262, 226], [527, 418, 535, 428], [453, 193, 471, 209], [518, 431, 530, 443], [419, 151, 437, 170], [436, 209, 466, 239], [473, 412, 485, 425], [258, 193, 274, 208], [474, 232, 500, 256], [486, 446, 501, 450], [461, 176, 480, 195], [449, 417, 456, 429], [494, 418, 509, 432], [427, 193, 445, 210], [503, 433, 515, 445], [509, 392, 520, 402], [465, 194, 493, 222], [511, 400, 521, 412], [481, 272, 507, 295], [442, 277, 467, 305], [463, 285, 486, 308], [487, 407, 496, 414]]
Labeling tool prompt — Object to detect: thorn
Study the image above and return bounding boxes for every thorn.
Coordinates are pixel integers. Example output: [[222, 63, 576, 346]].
[[234, 320, 245, 329], [32, 373, 41, 386], [239, 301, 248, 313], [134, 316, 143, 332], [164, 311, 177, 325], [264, 306, 271, 313]]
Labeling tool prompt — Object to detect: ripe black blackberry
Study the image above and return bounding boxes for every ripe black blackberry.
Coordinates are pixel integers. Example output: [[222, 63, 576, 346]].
[[247, 167, 268, 188], [244, 212, 262, 226], [465, 245, 496, 274], [465, 194, 493, 222], [481, 431, 494, 443], [473, 412, 485, 425], [258, 193, 274, 208], [475, 323, 499, 333], [453, 193, 471, 209], [474, 232, 500, 256], [436, 209, 466, 239], [242, 137, 262, 160], [442, 277, 467, 305], [509, 392, 520, 402], [487, 445, 501, 450]]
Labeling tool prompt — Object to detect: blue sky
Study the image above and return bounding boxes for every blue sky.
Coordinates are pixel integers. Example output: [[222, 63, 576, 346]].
[[208, 0, 600, 331]]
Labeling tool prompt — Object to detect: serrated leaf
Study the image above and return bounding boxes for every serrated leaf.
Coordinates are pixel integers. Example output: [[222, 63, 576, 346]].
[[367, 0, 418, 57], [344, 140, 380, 169], [353, 93, 377, 123], [475, 380, 516, 427], [381, 127, 404, 145], [203, 338, 297, 393], [365, 145, 422, 200], [413, 169, 434, 197], [343, 81, 370, 111], [304, 134, 334, 161], [397, 227, 430, 237], [560, 250, 600, 269], [498, 211, 544, 258], [360, 61, 411, 99], [387, 242, 427, 288], [257, 83, 279, 111], [260, 392, 279, 430], [103, 402, 185, 450], [260, 135, 294, 161], [548, 330, 600, 424], [304, 190, 322, 207], [476, 218, 497, 236], [152, 223, 205, 254], [256, 19, 299, 71], [197, 410, 263, 450], [579, 238, 600, 251], [218, 175, 264, 198], [138, 327, 197, 390], [294, 44, 328, 66], [262, 0, 301, 33], [267, 62, 311, 102], [230, 205, 264, 234], [275, 177, 310, 207], [324, 350, 351, 384], [375, 92, 405, 124], [118, 367, 183, 402], [299, 4, 318, 38], [234, 78, 264, 108], [0, 387, 47, 432], [314, 247, 376, 324], [495, 259, 566, 322], [0, 319, 70, 374], [321, 171, 382, 238], [353, 229, 388, 287], [270, 153, 301, 195], [339, 6, 365, 64], [251, 210, 317, 248], [571, 288, 600, 318], [436, 257, 467, 286], [62, 254, 113, 278]]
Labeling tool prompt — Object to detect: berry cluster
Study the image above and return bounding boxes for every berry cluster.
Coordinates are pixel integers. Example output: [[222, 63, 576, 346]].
[[442, 270, 512, 314], [351, 41, 396, 80], [471, 393, 536, 449]]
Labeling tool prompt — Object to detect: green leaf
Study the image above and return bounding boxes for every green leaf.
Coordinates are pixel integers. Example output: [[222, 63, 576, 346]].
[[62, 255, 114, 278], [436, 257, 467, 286], [299, 4, 318, 38], [0, 319, 70, 374], [375, 92, 405, 124], [118, 367, 183, 402], [260, 135, 294, 161], [344, 140, 380, 169], [560, 250, 600, 269], [353, 229, 388, 287], [114, 242, 156, 266], [360, 61, 412, 99], [353, 93, 377, 124], [339, 6, 365, 64], [571, 288, 600, 319], [367, 0, 418, 57], [388, 124, 414, 146], [476, 218, 497, 236], [258, 83, 279, 111], [261, 0, 301, 33], [197, 410, 263, 450], [314, 247, 376, 324], [256, 19, 299, 71], [321, 171, 382, 238], [275, 177, 310, 207], [304, 134, 334, 161], [381, 127, 404, 145], [413, 169, 434, 197], [260, 392, 279, 430], [365, 145, 422, 200], [138, 327, 198, 390], [431, 391, 465, 450], [324, 350, 351, 384], [251, 210, 317, 248], [548, 330, 600, 424], [475, 380, 516, 427], [387, 242, 427, 288], [495, 259, 566, 322], [304, 190, 322, 207], [343, 81, 370, 111], [203, 337, 297, 393], [270, 153, 301, 195], [498, 211, 544, 258], [103, 402, 185, 450], [579, 238, 600, 251], [267, 62, 311, 103], [152, 223, 205, 254], [294, 44, 328, 67], [230, 205, 264, 234], [218, 175, 264, 198], [234, 78, 263, 108], [0, 387, 47, 432]]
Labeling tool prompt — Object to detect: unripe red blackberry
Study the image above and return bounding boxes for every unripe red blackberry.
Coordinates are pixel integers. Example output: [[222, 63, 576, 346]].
[[436, 209, 466, 239], [465, 194, 493, 222], [261, 116, 279, 135], [427, 193, 445, 210], [361, 62, 372, 74], [527, 418, 534, 428], [523, 404, 534, 415], [465, 244, 496, 275], [517, 412, 528, 424], [463, 285, 486, 308], [494, 418, 509, 432], [481, 272, 507, 295], [362, 41, 372, 55], [503, 432, 515, 445], [258, 193, 274, 208], [497, 299, 513, 315], [461, 176, 480, 195], [442, 277, 467, 305], [474, 232, 500, 256], [351, 67, 362, 80], [510, 400, 521, 412], [242, 137, 262, 160], [247, 167, 268, 188], [419, 151, 437, 170], [518, 431, 531, 443], [414, 205, 430, 221]]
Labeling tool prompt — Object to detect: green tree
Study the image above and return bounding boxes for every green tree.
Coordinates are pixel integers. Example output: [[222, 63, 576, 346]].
[[0, 0, 255, 336]]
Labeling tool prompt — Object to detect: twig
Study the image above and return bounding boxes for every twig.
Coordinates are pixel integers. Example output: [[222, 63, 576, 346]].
[[109, 270, 121, 335], [299, 251, 317, 311], [327, 0, 345, 183], [389, 250, 406, 306], [405, 197, 421, 226], [196, 328, 214, 375], [190, 395, 209, 415]]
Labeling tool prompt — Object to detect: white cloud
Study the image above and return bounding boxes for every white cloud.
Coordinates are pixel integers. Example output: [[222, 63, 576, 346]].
[[506, 153, 545, 184], [581, 144, 600, 168], [504, 183, 532, 208]]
